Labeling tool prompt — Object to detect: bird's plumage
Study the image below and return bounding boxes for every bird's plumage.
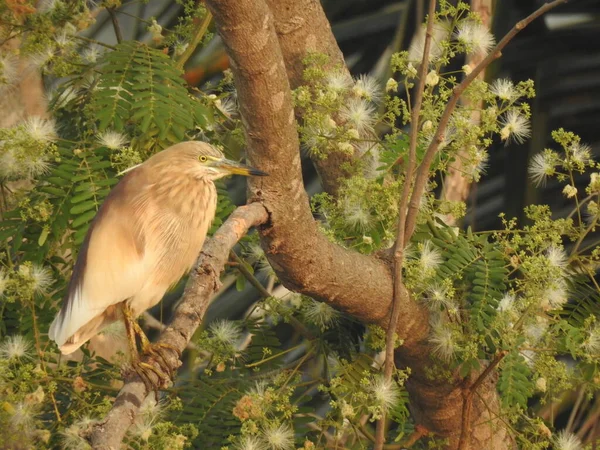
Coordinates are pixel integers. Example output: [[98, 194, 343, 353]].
[[49, 142, 226, 354]]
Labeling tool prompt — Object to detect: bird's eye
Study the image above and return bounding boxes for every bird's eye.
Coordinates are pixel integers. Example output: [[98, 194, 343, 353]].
[[199, 155, 208, 163]]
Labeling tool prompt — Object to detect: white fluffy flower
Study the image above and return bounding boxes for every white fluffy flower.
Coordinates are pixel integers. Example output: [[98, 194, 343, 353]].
[[0, 335, 33, 360], [215, 97, 238, 118], [497, 293, 516, 312], [262, 423, 294, 450], [326, 71, 353, 91], [419, 241, 442, 272], [339, 98, 376, 135], [97, 130, 128, 150], [528, 152, 556, 186], [424, 285, 454, 311], [499, 110, 531, 144], [132, 397, 165, 440], [209, 320, 242, 346], [570, 142, 592, 165], [352, 74, 382, 103], [429, 319, 458, 361], [582, 324, 600, 354], [408, 22, 449, 63], [455, 20, 496, 55], [60, 416, 96, 450], [237, 436, 268, 450], [23, 117, 58, 144], [82, 47, 101, 64], [546, 245, 568, 269], [342, 197, 372, 231], [19, 264, 53, 294], [489, 79, 519, 102], [541, 279, 569, 310], [28, 47, 55, 68], [554, 430, 582, 450], [303, 298, 340, 330], [369, 376, 400, 412], [467, 147, 489, 180]]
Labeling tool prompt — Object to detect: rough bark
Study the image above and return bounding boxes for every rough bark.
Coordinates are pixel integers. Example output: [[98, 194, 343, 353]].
[[205, 0, 429, 352], [89, 203, 268, 449], [267, 0, 356, 196]]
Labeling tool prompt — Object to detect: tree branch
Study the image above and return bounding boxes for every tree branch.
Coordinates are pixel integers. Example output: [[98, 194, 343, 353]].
[[205, 0, 430, 354], [106, 7, 123, 44], [404, 0, 569, 242], [267, 0, 358, 197], [89, 203, 268, 449], [376, 2, 438, 447]]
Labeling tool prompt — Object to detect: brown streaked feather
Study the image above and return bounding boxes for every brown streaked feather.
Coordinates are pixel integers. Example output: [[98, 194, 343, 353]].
[[49, 168, 149, 352], [49, 141, 220, 354]]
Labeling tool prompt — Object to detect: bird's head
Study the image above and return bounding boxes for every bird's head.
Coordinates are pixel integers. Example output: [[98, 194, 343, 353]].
[[149, 141, 268, 180]]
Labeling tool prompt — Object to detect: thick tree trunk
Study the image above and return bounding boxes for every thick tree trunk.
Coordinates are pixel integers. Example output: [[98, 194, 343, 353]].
[[205, 1, 512, 448]]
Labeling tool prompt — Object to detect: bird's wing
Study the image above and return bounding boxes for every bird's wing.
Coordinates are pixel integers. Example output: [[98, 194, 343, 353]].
[[49, 170, 151, 350]]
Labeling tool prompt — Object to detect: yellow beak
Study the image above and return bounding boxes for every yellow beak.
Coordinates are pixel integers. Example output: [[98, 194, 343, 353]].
[[215, 159, 268, 177]]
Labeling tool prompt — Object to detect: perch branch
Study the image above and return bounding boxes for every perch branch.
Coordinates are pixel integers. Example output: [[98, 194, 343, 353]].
[[89, 203, 268, 449], [175, 10, 213, 70]]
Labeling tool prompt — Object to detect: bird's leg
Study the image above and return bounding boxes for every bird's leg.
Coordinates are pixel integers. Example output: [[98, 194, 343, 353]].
[[121, 303, 171, 389], [130, 318, 179, 378]]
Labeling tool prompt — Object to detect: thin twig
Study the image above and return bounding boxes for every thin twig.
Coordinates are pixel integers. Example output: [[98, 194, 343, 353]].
[[403, 0, 569, 243], [457, 351, 508, 450], [375, 2, 438, 449], [230, 251, 315, 340], [106, 7, 123, 44], [176, 10, 213, 70]]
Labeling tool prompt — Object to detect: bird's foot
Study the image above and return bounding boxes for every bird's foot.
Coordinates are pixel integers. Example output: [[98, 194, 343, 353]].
[[127, 358, 172, 391], [140, 342, 181, 380]]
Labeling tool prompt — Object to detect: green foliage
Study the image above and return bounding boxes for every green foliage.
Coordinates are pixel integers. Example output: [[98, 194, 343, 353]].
[[498, 350, 533, 409], [89, 41, 211, 149], [429, 224, 507, 334], [175, 379, 245, 448]]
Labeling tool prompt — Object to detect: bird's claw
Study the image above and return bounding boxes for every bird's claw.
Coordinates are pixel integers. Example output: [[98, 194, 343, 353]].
[[128, 359, 172, 391], [140, 343, 180, 379]]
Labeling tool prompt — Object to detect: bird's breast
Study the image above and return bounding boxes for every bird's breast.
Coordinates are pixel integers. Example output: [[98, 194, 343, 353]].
[[143, 178, 218, 289]]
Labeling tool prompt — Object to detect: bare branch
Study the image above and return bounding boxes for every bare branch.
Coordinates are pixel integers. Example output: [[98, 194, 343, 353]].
[[106, 8, 123, 44], [376, 2, 438, 448], [404, 0, 569, 242], [205, 0, 430, 349], [89, 203, 268, 449]]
